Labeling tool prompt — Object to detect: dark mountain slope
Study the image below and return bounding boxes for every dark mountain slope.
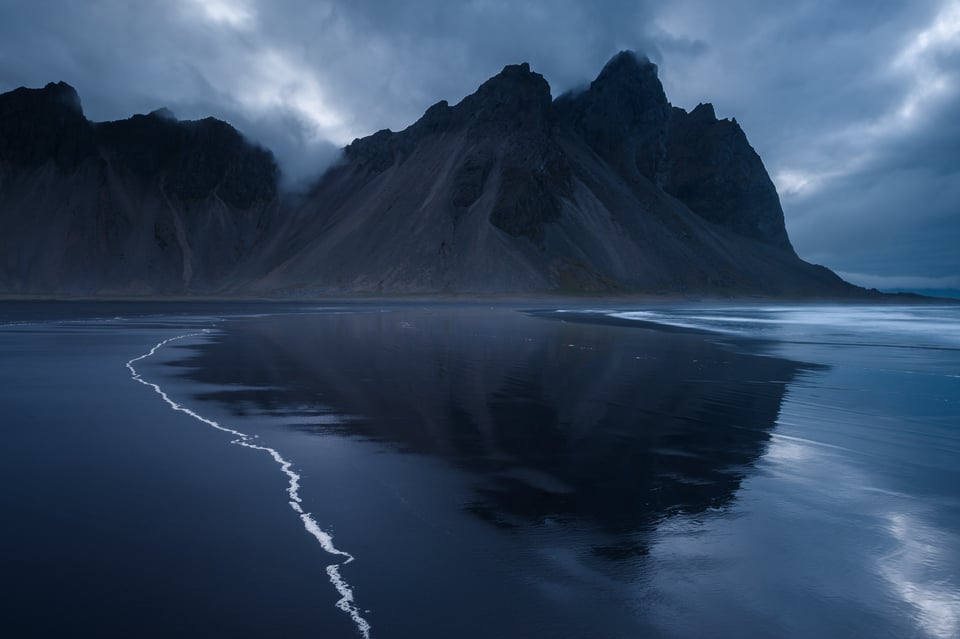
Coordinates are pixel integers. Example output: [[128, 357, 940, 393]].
[[0, 54, 860, 297], [557, 52, 793, 250], [0, 82, 278, 295], [250, 54, 851, 296]]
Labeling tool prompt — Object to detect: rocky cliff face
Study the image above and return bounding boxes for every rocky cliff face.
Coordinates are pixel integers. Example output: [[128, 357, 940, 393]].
[[663, 102, 792, 249], [0, 82, 278, 295], [251, 52, 851, 296], [556, 51, 671, 185], [0, 54, 857, 297], [0, 82, 95, 173], [336, 63, 572, 244], [557, 52, 792, 250]]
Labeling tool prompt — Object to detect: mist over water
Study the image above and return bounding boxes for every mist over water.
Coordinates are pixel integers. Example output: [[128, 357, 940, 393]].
[[1, 302, 957, 638]]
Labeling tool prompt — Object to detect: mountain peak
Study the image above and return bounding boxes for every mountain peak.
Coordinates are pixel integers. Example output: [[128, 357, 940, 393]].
[[556, 50, 670, 182], [596, 50, 658, 82], [472, 61, 549, 99], [463, 61, 553, 127], [0, 80, 84, 115], [501, 61, 531, 74], [148, 107, 177, 121], [36, 81, 84, 114], [484, 62, 536, 83], [590, 50, 664, 99], [0, 80, 92, 167], [690, 102, 717, 121]]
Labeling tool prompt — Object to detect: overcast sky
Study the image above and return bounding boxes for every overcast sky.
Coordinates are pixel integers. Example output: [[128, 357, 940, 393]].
[[1, 0, 957, 292]]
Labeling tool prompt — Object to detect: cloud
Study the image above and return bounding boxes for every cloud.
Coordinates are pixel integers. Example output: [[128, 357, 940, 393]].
[[651, 0, 960, 285], [0, 0, 662, 184], [785, 160, 960, 273], [186, 0, 257, 30], [0, 0, 956, 285]]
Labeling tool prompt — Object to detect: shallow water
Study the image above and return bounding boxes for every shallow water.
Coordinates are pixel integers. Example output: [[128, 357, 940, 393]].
[[1, 302, 957, 638]]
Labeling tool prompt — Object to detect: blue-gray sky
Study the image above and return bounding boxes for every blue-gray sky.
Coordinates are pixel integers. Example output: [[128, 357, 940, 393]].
[[1, 0, 957, 293]]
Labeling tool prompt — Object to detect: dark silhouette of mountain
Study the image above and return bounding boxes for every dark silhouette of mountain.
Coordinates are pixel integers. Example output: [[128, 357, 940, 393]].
[[557, 52, 793, 249], [168, 308, 814, 550], [0, 82, 278, 295], [0, 53, 863, 297], [251, 53, 853, 296]]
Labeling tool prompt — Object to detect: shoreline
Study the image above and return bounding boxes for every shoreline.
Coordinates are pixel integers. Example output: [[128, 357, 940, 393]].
[[0, 290, 953, 305]]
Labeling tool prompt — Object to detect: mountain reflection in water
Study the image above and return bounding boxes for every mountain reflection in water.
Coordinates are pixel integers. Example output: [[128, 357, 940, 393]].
[[171, 307, 815, 554]]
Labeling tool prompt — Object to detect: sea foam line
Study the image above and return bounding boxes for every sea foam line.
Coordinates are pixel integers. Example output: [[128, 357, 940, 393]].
[[127, 332, 371, 638]]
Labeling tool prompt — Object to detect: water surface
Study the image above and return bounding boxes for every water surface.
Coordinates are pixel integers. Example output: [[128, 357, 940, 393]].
[[1, 302, 957, 638]]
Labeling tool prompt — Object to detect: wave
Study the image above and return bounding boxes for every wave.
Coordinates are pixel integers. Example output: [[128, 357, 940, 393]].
[[551, 306, 960, 352]]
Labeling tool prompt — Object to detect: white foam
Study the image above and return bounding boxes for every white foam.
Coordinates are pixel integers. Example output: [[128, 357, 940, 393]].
[[127, 332, 371, 638], [0, 320, 38, 329], [590, 306, 960, 350], [609, 311, 742, 335]]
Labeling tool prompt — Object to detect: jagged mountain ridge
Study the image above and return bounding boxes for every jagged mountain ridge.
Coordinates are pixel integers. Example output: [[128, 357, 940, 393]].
[[0, 82, 278, 295], [250, 53, 848, 295], [0, 53, 857, 297], [556, 52, 793, 249]]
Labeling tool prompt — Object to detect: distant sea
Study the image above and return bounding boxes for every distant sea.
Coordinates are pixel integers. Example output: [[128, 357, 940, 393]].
[[2, 301, 958, 638], [882, 288, 960, 300]]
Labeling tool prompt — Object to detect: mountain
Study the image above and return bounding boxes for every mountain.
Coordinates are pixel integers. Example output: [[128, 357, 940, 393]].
[[250, 53, 852, 296], [0, 82, 278, 295], [0, 53, 861, 297]]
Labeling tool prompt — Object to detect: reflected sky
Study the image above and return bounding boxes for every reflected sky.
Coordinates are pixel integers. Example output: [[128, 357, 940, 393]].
[[3, 302, 956, 638], [156, 304, 960, 638], [170, 306, 815, 557]]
